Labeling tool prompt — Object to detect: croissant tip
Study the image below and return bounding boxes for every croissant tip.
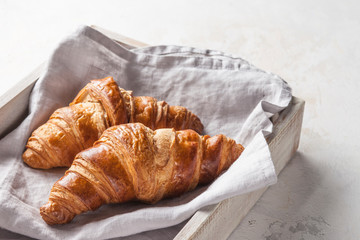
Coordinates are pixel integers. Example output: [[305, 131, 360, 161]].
[[234, 143, 245, 158], [190, 115, 204, 134], [22, 149, 49, 169], [40, 201, 75, 225], [97, 76, 114, 82]]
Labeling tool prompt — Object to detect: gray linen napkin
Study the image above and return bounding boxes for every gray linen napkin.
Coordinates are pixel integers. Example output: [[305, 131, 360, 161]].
[[0, 26, 291, 239]]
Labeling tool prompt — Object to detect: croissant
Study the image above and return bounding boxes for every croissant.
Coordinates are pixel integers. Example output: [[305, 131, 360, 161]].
[[40, 123, 244, 225], [23, 77, 203, 169]]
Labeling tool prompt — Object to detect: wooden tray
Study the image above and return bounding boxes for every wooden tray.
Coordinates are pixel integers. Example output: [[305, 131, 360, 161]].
[[0, 25, 305, 239]]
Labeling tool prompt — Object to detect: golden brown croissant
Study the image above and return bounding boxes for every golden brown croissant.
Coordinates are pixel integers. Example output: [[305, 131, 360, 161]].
[[40, 123, 244, 225], [23, 77, 203, 169]]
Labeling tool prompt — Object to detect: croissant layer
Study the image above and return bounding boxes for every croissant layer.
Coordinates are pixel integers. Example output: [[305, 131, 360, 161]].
[[40, 123, 244, 225], [23, 77, 203, 169]]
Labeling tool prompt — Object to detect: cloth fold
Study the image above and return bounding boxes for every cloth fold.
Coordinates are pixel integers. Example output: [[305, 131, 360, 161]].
[[0, 25, 292, 239]]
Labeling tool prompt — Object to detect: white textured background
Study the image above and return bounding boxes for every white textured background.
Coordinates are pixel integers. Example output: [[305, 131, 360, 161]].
[[1, 0, 360, 239]]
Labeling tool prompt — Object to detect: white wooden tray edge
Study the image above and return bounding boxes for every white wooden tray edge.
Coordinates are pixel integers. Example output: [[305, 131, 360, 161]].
[[0, 63, 46, 138]]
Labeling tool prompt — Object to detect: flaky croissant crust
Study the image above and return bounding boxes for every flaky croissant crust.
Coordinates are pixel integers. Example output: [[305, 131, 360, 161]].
[[40, 123, 244, 225], [23, 77, 203, 169]]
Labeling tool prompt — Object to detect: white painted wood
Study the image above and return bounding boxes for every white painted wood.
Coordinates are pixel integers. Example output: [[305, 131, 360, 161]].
[[0, 63, 46, 138], [0, 26, 304, 240]]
